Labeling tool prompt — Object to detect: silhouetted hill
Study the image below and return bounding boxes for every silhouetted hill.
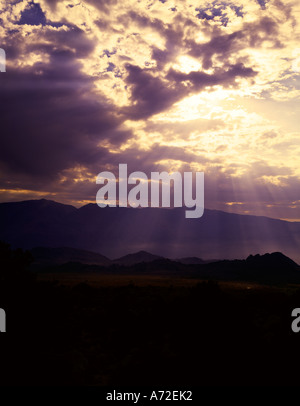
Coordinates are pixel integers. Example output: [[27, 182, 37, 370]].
[[246, 252, 299, 269], [114, 250, 162, 266], [198, 252, 300, 283], [32, 248, 300, 284], [128, 252, 300, 283], [175, 257, 206, 265], [30, 246, 111, 268], [1, 199, 300, 262], [0, 199, 77, 249]]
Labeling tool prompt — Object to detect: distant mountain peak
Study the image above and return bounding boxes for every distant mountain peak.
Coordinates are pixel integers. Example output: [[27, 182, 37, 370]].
[[246, 252, 299, 268], [114, 250, 162, 266], [175, 256, 206, 265]]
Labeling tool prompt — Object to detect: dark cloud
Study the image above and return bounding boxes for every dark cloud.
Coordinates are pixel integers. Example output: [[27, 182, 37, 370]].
[[122, 64, 184, 119], [123, 61, 256, 120], [256, 0, 268, 10], [120, 10, 167, 38], [0, 3, 132, 195], [122, 11, 184, 69], [102, 48, 117, 58], [42, 25, 96, 58], [121, 8, 260, 119], [151, 47, 170, 68], [187, 31, 244, 69], [245, 16, 282, 48], [273, 0, 296, 22], [1, 71, 118, 172], [187, 15, 282, 69], [167, 63, 257, 91], [18, 2, 47, 26], [0, 39, 132, 189], [195, 1, 244, 27]]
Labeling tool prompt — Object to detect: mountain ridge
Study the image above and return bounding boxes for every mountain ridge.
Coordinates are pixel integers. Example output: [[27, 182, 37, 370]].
[[30, 246, 111, 268], [1, 198, 299, 262], [114, 250, 163, 266], [30, 249, 300, 284]]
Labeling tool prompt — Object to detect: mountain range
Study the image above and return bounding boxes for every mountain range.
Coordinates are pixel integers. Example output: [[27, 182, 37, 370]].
[[28, 247, 300, 284], [0, 198, 300, 263], [29, 246, 209, 269]]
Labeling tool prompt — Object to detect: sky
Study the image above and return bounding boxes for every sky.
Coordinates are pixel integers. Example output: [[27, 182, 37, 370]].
[[0, 0, 299, 221]]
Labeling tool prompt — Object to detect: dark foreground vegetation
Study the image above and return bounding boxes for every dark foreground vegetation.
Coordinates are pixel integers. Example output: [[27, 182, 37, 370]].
[[1, 242, 300, 386]]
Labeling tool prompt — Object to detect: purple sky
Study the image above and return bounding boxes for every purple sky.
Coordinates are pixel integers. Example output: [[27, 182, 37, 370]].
[[0, 0, 300, 220]]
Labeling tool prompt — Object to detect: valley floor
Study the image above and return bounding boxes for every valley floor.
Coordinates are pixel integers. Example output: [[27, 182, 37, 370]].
[[1, 272, 300, 386]]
